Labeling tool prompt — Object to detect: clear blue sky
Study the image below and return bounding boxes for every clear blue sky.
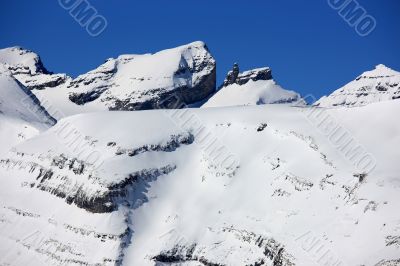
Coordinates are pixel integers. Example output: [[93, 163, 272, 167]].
[[1, 0, 399, 98]]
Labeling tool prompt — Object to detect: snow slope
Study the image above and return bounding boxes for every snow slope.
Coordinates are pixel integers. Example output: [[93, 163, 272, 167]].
[[316, 64, 400, 107], [0, 101, 399, 265], [0, 42, 216, 119], [0, 66, 55, 154], [203, 65, 303, 108]]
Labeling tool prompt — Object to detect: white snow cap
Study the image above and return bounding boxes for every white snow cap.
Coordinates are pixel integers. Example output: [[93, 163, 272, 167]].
[[316, 64, 400, 107], [357, 64, 399, 78], [0, 46, 48, 74]]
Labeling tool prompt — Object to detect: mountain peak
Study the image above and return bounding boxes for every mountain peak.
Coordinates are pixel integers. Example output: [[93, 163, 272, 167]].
[[177, 41, 208, 51], [0, 46, 50, 75], [356, 64, 399, 80], [376, 63, 388, 69], [316, 64, 400, 107], [186, 40, 206, 48]]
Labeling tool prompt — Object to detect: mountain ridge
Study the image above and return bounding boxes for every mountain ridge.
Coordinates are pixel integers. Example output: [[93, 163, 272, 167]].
[[3, 43, 398, 111], [0, 42, 217, 118]]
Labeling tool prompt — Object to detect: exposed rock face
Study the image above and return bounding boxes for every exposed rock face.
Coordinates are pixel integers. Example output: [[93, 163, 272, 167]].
[[236, 67, 273, 85], [153, 227, 295, 266], [222, 63, 272, 88], [374, 259, 400, 266], [22, 73, 67, 90], [316, 64, 400, 107], [0, 42, 217, 114], [223, 62, 240, 87]]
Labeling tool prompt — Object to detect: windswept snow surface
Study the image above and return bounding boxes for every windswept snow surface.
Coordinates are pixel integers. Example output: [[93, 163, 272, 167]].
[[0, 101, 399, 265], [316, 64, 400, 107]]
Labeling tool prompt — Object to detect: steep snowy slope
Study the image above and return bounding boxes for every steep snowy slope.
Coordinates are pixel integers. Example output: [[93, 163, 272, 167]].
[[0, 42, 216, 118], [0, 66, 55, 154], [203, 64, 303, 108], [316, 64, 400, 107], [0, 102, 399, 265]]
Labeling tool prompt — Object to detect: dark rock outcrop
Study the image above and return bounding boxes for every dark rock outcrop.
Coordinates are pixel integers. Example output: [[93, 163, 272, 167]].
[[153, 226, 294, 266], [223, 63, 240, 87], [222, 63, 272, 88]]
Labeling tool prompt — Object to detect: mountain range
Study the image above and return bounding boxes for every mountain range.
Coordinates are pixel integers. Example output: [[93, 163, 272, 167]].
[[0, 42, 399, 266]]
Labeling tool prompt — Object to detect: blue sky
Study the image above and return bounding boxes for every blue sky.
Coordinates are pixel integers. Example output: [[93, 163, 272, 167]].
[[1, 0, 399, 99]]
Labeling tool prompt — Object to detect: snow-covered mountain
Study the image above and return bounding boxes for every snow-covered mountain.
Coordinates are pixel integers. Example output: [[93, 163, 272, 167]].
[[0, 41, 399, 266], [203, 63, 303, 108], [0, 65, 55, 153], [0, 46, 68, 91], [316, 64, 400, 107], [0, 42, 216, 118], [0, 100, 399, 265]]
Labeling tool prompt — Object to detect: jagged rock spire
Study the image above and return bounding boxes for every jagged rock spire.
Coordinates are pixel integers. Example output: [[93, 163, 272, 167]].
[[223, 63, 240, 87]]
